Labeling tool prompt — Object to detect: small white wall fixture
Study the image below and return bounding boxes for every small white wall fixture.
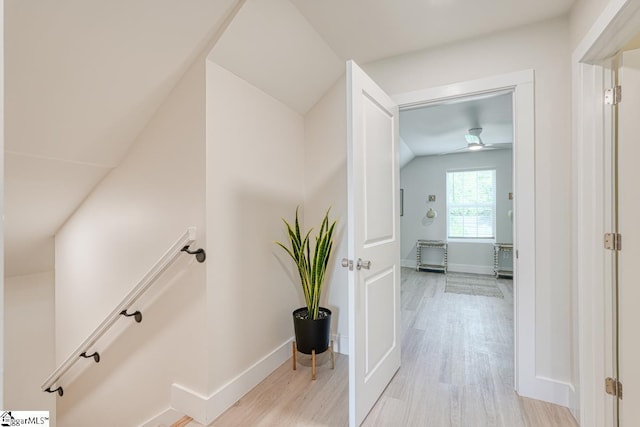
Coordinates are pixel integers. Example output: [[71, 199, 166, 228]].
[[393, 69, 570, 406]]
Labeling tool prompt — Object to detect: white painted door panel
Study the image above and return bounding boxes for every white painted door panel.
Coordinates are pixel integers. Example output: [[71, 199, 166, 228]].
[[346, 60, 401, 426], [618, 47, 640, 427]]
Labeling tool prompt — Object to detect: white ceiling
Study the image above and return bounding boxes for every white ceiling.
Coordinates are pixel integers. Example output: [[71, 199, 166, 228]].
[[4, 0, 240, 276], [208, 0, 344, 115], [290, 0, 576, 63], [400, 92, 514, 158], [4, 0, 575, 277]]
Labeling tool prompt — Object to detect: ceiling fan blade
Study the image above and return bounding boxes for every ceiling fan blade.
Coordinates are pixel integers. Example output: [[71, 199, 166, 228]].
[[482, 143, 513, 151], [438, 146, 469, 156]]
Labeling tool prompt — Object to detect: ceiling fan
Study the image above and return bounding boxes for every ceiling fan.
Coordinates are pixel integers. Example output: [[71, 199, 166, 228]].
[[440, 127, 512, 155]]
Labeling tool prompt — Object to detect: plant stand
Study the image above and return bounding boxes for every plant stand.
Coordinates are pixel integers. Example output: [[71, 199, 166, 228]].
[[416, 239, 448, 273], [292, 340, 334, 380]]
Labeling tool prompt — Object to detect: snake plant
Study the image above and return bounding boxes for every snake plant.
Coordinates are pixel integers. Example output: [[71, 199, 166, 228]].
[[276, 207, 336, 320]]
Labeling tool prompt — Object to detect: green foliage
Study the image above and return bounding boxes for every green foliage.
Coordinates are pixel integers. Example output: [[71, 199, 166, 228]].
[[276, 207, 336, 320]]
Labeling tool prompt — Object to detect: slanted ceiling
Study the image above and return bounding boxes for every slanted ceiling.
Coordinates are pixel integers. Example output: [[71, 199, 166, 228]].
[[4, 0, 577, 277], [208, 0, 344, 115], [4, 0, 240, 276], [290, 0, 575, 63]]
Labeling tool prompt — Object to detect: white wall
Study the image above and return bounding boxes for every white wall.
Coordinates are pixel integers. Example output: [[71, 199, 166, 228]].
[[366, 17, 572, 386], [569, 0, 612, 49], [205, 61, 304, 402], [303, 76, 349, 353], [400, 150, 513, 274], [4, 272, 55, 424], [54, 52, 208, 426]]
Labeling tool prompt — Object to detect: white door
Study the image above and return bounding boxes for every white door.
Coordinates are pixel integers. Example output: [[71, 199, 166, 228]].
[[618, 47, 640, 427], [346, 60, 401, 426]]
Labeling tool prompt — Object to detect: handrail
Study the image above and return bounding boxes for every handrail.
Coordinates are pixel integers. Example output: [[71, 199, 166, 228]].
[[41, 227, 205, 396]]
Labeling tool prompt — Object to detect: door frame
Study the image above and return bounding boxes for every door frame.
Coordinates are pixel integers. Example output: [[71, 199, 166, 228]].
[[573, 1, 640, 426], [392, 69, 573, 406]]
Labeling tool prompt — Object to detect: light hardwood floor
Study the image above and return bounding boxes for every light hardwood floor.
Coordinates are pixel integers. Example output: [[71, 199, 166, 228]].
[[200, 268, 578, 426]]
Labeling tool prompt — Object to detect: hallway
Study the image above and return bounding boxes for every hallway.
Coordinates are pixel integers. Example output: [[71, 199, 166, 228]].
[[203, 269, 577, 426]]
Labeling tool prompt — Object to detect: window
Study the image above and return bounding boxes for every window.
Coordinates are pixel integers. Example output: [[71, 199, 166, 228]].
[[446, 169, 496, 240]]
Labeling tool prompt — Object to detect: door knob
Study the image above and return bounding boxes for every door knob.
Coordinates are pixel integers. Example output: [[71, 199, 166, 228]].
[[341, 258, 353, 270], [356, 258, 371, 270]]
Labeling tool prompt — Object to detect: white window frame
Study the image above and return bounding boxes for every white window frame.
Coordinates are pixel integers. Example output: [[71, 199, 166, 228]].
[[446, 168, 497, 243]]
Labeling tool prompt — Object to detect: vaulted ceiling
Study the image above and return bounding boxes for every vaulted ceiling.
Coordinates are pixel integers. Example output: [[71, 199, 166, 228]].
[[400, 92, 514, 158], [290, 0, 575, 63], [4, 0, 239, 276], [4, 0, 576, 277]]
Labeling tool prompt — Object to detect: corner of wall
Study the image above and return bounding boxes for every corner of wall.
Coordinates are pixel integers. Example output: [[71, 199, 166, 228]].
[[519, 376, 573, 409], [171, 338, 293, 425]]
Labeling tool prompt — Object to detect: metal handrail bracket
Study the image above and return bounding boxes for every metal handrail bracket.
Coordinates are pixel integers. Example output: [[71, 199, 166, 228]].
[[41, 227, 202, 394]]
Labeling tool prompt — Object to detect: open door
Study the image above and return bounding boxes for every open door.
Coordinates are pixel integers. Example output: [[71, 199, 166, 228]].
[[617, 46, 640, 427], [346, 60, 401, 426]]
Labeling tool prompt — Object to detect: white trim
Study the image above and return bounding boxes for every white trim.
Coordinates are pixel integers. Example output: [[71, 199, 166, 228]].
[[446, 238, 496, 244], [393, 69, 534, 108], [171, 384, 208, 424], [138, 408, 184, 427], [391, 69, 554, 404], [401, 258, 415, 269], [171, 337, 293, 425], [572, 60, 611, 427], [402, 259, 495, 276], [333, 333, 349, 355], [528, 376, 573, 407], [571, 1, 640, 426], [393, 70, 571, 407], [576, 0, 640, 64], [447, 263, 494, 276]]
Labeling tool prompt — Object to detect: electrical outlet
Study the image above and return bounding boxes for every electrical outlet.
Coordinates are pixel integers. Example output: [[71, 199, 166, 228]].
[[428, 195, 436, 202]]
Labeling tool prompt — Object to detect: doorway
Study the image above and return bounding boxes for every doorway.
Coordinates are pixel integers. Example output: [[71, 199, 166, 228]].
[[396, 90, 516, 421], [391, 69, 539, 401], [398, 91, 514, 275], [572, 2, 640, 425]]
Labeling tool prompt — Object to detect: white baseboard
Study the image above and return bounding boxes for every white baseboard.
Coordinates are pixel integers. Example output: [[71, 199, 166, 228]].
[[401, 260, 494, 276], [171, 337, 293, 425], [333, 333, 349, 355], [567, 382, 579, 423], [447, 263, 494, 275], [519, 375, 573, 408], [401, 259, 415, 268], [148, 335, 347, 426], [139, 408, 184, 427]]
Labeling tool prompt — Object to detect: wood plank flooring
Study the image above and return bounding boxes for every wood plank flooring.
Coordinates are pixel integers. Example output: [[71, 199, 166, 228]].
[[200, 268, 578, 426]]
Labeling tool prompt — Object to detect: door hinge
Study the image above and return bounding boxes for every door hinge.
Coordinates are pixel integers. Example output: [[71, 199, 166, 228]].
[[605, 85, 622, 105], [604, 233, 622, 250], [605, 377, 623, 399]]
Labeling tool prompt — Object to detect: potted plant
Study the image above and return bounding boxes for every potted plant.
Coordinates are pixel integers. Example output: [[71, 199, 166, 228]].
[[276, 207, 337, 363]]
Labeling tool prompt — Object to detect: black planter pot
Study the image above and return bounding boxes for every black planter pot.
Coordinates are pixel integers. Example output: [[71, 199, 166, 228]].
[[292, 307, 332, 354]]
